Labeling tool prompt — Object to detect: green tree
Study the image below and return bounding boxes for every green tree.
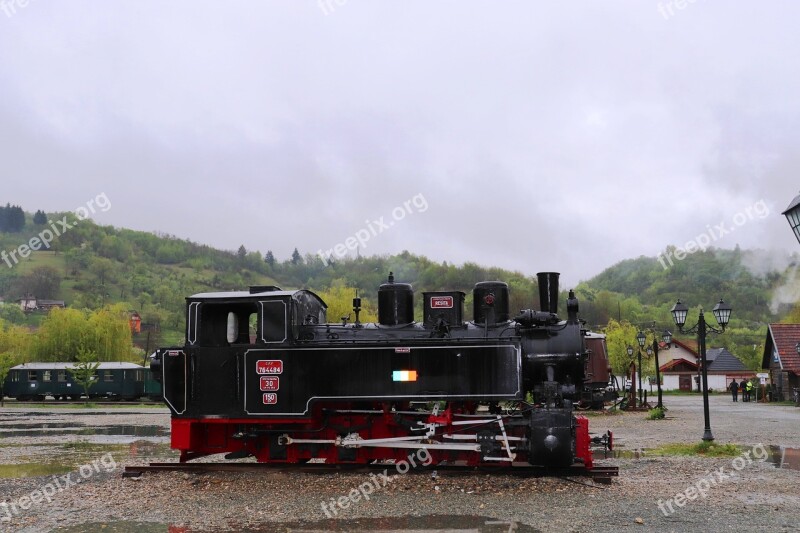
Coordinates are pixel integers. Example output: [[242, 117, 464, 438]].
[[601, 319, 641, 375], [33, 210, 48, 225], [264, 250, 275, 267], [0, 303, 25, 324], [12, 266, 62, 299], [34, 308, 91, 361], [316, 283, 378, 324], [68, 349, 100, 403], [291, 248, 302, 265]]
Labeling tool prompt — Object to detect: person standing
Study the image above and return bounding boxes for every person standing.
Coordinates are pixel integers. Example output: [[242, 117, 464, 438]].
[[729, 379, 739, 402], [745, 379, 754, 402]]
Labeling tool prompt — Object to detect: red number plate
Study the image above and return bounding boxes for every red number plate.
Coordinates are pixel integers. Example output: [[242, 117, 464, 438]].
[[431, 296, 453, 309], [263, 393, 278, 405], [256, 360, 283, 374], [260, 376, 280, 392]]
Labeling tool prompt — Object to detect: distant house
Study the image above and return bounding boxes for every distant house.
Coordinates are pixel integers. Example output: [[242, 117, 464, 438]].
[[129, 312, 142, 334], [762, 323, 800, 400], [704, 347, 754, 391], [659, 339, 752, 391], [18, 295, 37, 312], [38, 300, 66, 311], [658, 339, 700, 391], [17, 295, 65, 312]]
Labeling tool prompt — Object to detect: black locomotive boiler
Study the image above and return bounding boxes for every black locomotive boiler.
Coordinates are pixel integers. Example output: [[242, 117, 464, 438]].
[[151, 272, 611, 469]]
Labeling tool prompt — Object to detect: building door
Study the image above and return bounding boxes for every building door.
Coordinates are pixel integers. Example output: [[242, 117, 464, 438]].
[[679, 375, 691, 391]]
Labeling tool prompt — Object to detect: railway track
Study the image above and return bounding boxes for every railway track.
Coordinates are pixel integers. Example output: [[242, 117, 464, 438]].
[[123, 462, 619, 483]]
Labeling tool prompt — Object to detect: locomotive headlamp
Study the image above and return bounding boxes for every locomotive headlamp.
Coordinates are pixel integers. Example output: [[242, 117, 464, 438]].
[[783, 192, 800, 245]]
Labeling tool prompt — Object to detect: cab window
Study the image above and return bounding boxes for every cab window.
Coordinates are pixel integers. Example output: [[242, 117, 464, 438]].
[[198, 302, 259, 347]]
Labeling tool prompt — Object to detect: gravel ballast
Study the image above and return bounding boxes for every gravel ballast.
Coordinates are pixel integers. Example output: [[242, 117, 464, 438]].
[[0, 395, 798, 532]]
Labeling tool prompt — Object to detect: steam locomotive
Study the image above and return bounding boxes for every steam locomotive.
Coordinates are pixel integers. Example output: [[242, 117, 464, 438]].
[[151, 272, 611, 469]]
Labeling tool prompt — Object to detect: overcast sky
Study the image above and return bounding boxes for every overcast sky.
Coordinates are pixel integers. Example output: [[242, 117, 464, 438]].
[[1, 1, 798, 286]]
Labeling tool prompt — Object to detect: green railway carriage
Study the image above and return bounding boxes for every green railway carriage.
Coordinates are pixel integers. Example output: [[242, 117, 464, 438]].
[[2, 362, 148, 401]]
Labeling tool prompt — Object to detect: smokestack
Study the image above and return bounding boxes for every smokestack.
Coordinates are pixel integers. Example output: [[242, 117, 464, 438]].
[[537, 272, 560, 314]]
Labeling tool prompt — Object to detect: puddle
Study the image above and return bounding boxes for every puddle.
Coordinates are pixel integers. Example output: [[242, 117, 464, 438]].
[[768, 446, 800, 471], [57, 516, 540, 532], [0, 463, 73, 478]]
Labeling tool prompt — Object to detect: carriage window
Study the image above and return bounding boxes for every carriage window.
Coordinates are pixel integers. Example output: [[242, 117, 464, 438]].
[[104, 370, 114, 382], [43, 371, 52, 382], [27, 371, 37, 381], [136, 370, 143, 382], [57, 371, 67, 382], [12, 371, 19, 382]]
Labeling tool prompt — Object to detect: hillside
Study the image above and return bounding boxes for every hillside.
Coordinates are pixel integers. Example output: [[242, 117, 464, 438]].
[[0, 205, 796, 369]]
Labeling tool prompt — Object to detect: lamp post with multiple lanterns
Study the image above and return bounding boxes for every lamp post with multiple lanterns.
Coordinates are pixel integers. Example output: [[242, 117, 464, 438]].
[[636, 328, 672, 410], [670, 299, 732, 442], [626, 345, 637, 407]]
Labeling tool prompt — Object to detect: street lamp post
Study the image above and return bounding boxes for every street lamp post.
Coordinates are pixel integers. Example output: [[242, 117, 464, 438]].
[[670, 299, 732, 442], [637, 328, 672, 410], [626, 345, 635, 408], [635, 341, 644, 406]]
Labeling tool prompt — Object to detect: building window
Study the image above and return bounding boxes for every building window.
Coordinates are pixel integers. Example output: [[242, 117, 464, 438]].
[[103, 370, 114, 382], [43, 371, 52, 382], [27, 371, 37, 382]]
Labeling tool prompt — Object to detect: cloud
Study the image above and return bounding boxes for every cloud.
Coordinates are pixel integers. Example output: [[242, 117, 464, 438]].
[[0, 1, 798, 286]]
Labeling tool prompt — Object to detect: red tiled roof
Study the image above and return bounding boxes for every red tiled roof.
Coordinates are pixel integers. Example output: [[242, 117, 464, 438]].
[[764, 323, 800, 374], [669, 338, 698, 356], [660, 358, 699, 372]]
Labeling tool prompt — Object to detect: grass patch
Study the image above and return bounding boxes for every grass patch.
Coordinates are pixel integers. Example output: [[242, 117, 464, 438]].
[[647, 407, 666, 420], [0, 463, 73, 479], [652, 441, 741, 457]]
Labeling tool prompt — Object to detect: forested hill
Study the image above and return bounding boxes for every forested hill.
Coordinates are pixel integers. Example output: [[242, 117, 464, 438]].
[[577, 246, 789, 328], [0, 203, 796, 367]]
